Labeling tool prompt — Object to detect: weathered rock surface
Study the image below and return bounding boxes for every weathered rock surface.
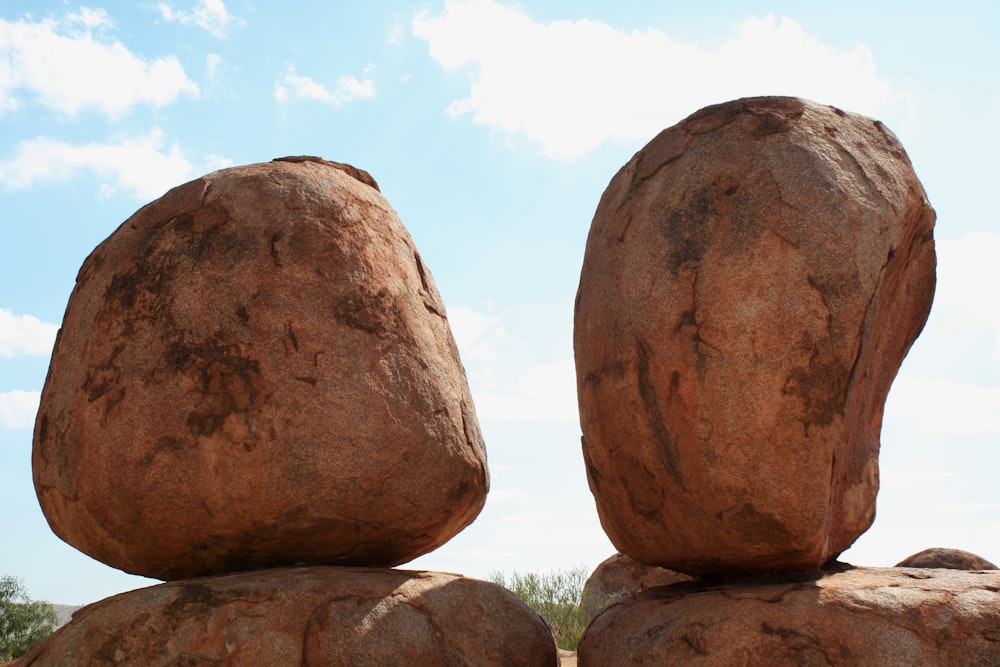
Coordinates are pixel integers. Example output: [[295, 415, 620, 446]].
[[578, 566, 1000, 666], [896, 547, 997, 570], [33, 157, 488, 580], [582, 552, 691, 614], [574, 97, 936, 574], [13, 567, 558, 666]]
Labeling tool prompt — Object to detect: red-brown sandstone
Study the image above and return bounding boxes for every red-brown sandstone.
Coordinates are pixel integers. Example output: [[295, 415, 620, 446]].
[[33, 157, 488, 580], [574, 97, 936, 574]]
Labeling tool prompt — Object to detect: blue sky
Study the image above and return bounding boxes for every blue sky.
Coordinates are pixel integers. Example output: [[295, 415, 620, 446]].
[[1, 1, 998, 605]]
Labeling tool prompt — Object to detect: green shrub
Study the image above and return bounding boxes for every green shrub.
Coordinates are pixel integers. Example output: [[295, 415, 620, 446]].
[[490, 566, 607, 651], [0, 575, 58, 660]]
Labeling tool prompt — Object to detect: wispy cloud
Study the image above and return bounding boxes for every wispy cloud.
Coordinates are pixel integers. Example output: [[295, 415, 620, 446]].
[[449, 304, 508, 362], [878, 231, 1000, 439], [388, 20, 406, 45], [0, 129, 232, 200], [473, 359, 578, 422], [887, 378, 1000, 437], [414, 1, 901, 160], [934, 232, 1000, 359], [0, 7, 198, 117], [274, 64, 375, 106], [0, 308, 58, 358], [0, 390, 39, 430], [156, 0, 240, 38], [448, 302, 576, 422]]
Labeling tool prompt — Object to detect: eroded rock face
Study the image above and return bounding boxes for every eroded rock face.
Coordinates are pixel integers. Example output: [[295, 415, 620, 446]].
[[577, 566, 1000, 666], [33, 157, 488, 580], [896, 548, 998, 570], [574, 97, 936, 574], [13, 567, 558, 666], [582, 552, 691, 614]]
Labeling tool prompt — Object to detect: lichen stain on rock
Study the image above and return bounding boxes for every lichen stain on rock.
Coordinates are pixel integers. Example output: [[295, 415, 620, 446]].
[[163, 336, 270, 438]]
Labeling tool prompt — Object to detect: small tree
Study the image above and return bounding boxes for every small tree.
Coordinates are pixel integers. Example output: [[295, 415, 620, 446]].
[[0, 575, 58, 660], [490, 566, 605, 651]]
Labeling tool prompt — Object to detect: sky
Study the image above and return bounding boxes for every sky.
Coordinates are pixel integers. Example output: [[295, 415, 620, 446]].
[[0, 0, 998, 606]]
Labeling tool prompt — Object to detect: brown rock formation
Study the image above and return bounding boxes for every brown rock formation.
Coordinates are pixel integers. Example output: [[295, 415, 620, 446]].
[[13, 567, 558, 666], [574, 97, 936, 574], [582, 552, 691, 614], [577, 566, 1000, 666], [33, 158, 488, 580], [896, 547, 998, 570]]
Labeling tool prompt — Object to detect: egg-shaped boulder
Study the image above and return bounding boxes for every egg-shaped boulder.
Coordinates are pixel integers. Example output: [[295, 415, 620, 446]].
[[574, 97, 936, 574], [33, 157, 488, 580]]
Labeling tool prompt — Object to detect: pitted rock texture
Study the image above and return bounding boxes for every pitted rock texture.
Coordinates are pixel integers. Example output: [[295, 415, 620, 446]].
[[12, 567, 558, 666], [574, 97, 936, 574], [582, 552, 691, 615], [896, 547, 998, 570], [33, 158, 488, 580], [577, 566, 1000, 666]]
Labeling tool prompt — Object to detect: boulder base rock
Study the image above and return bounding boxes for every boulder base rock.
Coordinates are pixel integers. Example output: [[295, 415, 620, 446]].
[[13, 567, 557, 666], [896, 547, 997, 570], [578, 566, 1000, 666], [583, 552, 691, 614], [574, 97, 936, 574], [33, 157, 488, 580]]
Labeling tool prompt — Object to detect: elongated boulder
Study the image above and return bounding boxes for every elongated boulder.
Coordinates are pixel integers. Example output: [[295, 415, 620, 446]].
[[575, 97, 936, 574], [13, 567, 558, 666], [33, 157, 488, 579], [577, 566, 1000, 666]]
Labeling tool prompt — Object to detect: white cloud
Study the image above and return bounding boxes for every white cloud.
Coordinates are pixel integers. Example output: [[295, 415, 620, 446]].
[[0, 8, 198, 117], [448, 303, 575, 422], [449, 305, 506, 361], [0, 390, 40, 430], [886, 378, 1000, 437], [878, 231, 1000, 438], [274, 64, 375, 106], [65, 7, 112, 31], [205, 52, 224, 84], [410, 495, 613, 580], [940, 502, 1000, 513], [156, 0, 239, 38], [489, 487, 530, 502], [475, 359, 578, 422], [413, 1, 898, 160], [0, 309, 58, 357], [202, 53, 240, 101], [388, 21, 406, 45], [934, 232, 1000, 358], [0, 128, 228, 200]]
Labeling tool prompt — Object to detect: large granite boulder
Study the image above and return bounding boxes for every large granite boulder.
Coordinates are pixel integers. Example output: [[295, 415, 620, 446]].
[[33, 157, 488, 580], [896, 547, 998, 570], [12, 567, 558, 666], [574, 97, 936, 574], [578, 566, 1000, 666]]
